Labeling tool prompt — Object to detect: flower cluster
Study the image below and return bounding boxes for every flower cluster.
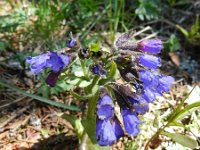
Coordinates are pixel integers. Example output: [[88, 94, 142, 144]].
[[95, 39, 174, 146], [25, 32, 174, 147]]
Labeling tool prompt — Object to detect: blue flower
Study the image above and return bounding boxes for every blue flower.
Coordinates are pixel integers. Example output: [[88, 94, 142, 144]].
[[26, 51, 70, 74], [138, 39, 163, 54], [92, 65, 100, 75], [67, 38, 76, 48], [46, 51, 70, 73], [96, 119, 116, 146], [157, 75, 174, 94], [139, 70, 174, 100], [121, 107, 142, 136], [26, 51, 70, 86], [142, 86, 156, 103], [139, 54, 161, 69], [97, 105, 114, 120], [97, 95, 114, 107], [96, 95, 114, 120], [96, 94, 124, 146], [139, 70, 159, 87], [26, 52, 50, 74]]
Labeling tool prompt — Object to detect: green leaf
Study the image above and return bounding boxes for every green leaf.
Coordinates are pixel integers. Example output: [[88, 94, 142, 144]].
[[176, 25, 189, 37], [161, 131, 198, 149], [98, 61, 118, 85], [165, 34, 180, 52], [0, 79, 81, 111], [38, 83, 50, 98], [168, 121, 185, 128], [62, 114, 84, 139], [41, 129, 49, 137], [70, 90, 93, 100], [82, 118, 97, 144], [109, 61, 117, 79], [78, 80, 92, 88], [90, 43, 100, 52], [174, 101, 200, 121], [190, 16, 199, 36], [66, 78, 81, 85], [0, 41, 6, 51], [167, 87, 196, 122], [70, 85, 98, 101]]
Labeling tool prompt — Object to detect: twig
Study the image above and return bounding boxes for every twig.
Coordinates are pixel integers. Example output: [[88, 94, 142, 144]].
[[0, 104, 32, 131], [0, 96, 30, 109], [132, 26, 151, 37], [137, 33, 158, 43], [9, 115, 31, 133]]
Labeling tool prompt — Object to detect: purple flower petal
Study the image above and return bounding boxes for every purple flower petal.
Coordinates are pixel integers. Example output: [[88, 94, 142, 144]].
[[97, 95, 114, 107], [139, 70, 159, 86], [59, 54, 70, 67], [45, 71, 60, 87], [26, 51, 71, 74], [138, 39, 163, 54], [112, 119, 124, 140], [26, 52, 50, 74], [122, 107, 142, 136], [92, 65, 100, 75], [67, 39, 76, 48], [46, 51, 65, 73], [139, 54, 161, 69], [143, 86, 156, 103], [157, 75, 174, 94], [96, 119, 116, 146], [128, 96, 149, 114], [97, 105, 114, 120]]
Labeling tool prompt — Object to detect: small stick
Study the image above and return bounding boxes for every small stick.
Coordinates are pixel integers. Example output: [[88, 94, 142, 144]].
[[0, 96, 29, 109], [132, 26, 151, 37], [0, 104, 32, 131], [137, 33, 158, 43]]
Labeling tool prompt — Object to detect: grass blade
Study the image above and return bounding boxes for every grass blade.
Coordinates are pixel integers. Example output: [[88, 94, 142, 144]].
[[0, 79, 81, 111]]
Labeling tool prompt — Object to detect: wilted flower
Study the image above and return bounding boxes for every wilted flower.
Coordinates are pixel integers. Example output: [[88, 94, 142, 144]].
[[78, 48, 90, 59], [91, 64, 107, 78], [45, 71, 60, 87], [138, 39, 163, 54]]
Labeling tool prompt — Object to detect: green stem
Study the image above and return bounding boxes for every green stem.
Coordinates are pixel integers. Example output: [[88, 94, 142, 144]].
[[80, 59, 89, 80], [87, 89, 100, 119]]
